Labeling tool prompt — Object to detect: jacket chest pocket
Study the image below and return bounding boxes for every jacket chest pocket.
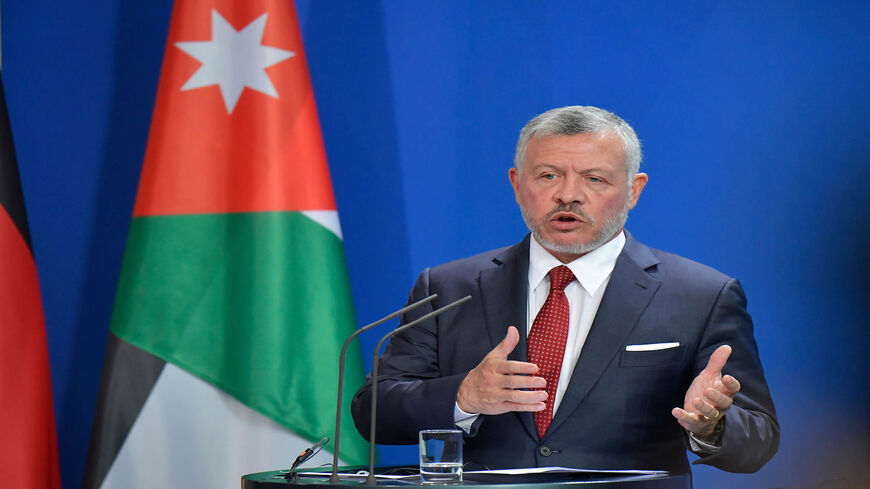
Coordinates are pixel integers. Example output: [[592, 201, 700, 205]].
[[619, 345, 685, 367]]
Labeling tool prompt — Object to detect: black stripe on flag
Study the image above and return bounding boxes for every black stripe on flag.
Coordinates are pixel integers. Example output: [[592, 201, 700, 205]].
[[82, 334, 166, 489], [0, 73, 33, 251]]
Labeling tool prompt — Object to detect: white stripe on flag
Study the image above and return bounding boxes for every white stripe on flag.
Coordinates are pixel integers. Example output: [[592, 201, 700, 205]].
[[101, 363, 341, 489], [302, 210, 342, 240]]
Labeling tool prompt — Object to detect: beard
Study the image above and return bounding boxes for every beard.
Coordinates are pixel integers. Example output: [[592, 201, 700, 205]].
[[521, 199, 630, 257]]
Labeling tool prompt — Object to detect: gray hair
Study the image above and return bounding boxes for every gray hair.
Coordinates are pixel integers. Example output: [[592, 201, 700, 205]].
[[514, 106, 642, 179]]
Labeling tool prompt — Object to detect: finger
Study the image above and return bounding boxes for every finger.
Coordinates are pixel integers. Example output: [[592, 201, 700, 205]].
[[504, 374, 546, 390], [487, 326, 520, 360], [495, 360, 540, 376], [505, 389, 547, 405], [672, 407, 696, 422], [692, 397, 720, 420], [671, 407, 702, 429], [504, 401, 546, 412], [721, 374, 741, 395], [703, 345, 732, 376], [703, 387, 733, 411]]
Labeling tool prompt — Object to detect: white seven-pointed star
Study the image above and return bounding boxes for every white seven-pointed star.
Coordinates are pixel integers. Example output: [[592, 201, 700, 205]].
[[175, 9, 295, 114]]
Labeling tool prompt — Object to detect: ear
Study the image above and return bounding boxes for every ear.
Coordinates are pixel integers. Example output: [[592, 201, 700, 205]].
[[509, 167, 521, 203], [628, 172, 648, 210]]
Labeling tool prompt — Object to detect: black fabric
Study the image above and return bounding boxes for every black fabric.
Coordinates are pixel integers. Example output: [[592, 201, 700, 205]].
[[82, 334, 166, 489], [0, 72, 32, 251]]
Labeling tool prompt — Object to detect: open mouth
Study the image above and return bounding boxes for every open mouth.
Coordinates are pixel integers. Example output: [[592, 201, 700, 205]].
[[551, 212, 583, 223], [547, 212, 586, 231]]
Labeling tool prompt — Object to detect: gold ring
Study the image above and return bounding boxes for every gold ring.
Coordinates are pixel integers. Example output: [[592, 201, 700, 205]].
[[703, 409, 720, 421]]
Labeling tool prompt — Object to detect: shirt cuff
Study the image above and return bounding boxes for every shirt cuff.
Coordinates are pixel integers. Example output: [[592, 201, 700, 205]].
[[687, 418, 725, 455], [454, 403, 480, 433]]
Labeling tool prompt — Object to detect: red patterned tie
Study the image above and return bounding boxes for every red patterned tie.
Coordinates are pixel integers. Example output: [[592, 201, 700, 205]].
[[527, 265, 575, 438]]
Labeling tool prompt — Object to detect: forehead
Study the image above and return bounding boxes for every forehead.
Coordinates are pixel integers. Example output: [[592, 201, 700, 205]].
[[525, 132, 626, 172]]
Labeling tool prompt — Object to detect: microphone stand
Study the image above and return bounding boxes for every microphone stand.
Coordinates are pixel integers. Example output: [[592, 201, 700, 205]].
[[366, 295, 472, 485], [329, 294, 439, 483]]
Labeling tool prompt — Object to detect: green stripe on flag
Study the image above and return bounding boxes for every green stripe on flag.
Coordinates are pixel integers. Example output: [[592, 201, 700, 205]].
[[110, 211, 368, 465]]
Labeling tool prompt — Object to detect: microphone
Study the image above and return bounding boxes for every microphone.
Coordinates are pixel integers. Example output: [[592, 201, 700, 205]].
[[285, 436, 329, 481], [329, 293, 439, 483], [366, 295, 473, 485]]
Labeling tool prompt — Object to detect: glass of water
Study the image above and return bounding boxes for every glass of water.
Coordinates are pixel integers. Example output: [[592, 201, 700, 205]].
[[419, 429, 463, 484]]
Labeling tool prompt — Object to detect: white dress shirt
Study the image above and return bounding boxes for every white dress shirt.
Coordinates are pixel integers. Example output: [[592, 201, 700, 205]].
[[525, 232, 625, 416]]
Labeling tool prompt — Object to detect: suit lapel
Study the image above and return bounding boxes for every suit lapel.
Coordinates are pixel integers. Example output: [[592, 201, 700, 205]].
[[546, 233, 661, 437], [478, 235, 538, 439], [479, 235, 530, 359]]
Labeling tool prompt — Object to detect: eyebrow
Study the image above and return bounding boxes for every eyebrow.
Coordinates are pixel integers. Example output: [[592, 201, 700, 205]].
[[579, 167, 617, 175], [532, 164, 616, 175], [528, 162, 621, 177]]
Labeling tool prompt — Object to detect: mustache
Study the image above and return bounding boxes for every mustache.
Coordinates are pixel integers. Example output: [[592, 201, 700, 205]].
[[543, 204, 594, 224]]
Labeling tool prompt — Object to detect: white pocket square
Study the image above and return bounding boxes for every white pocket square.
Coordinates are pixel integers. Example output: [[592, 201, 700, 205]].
[[625, 342, 680, 352]]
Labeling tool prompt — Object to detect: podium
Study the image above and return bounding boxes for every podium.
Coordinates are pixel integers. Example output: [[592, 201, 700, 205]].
[[241, 467, 690, 489]]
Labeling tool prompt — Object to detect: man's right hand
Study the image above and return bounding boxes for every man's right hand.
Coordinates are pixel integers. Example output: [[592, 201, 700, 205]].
[[456, 326, 548, 415]]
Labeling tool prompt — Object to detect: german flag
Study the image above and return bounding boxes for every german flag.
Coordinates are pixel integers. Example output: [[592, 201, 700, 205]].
[[0, 73, 61, 488]]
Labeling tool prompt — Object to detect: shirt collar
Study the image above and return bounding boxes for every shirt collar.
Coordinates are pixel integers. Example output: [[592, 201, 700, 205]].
[[529, 231, 626, 296]]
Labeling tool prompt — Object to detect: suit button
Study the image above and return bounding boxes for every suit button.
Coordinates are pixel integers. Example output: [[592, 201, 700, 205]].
[[538, 446, 552, 457]]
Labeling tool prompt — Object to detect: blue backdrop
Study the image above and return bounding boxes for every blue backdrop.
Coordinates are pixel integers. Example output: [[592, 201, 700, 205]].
[[3, 1, 869, 488]]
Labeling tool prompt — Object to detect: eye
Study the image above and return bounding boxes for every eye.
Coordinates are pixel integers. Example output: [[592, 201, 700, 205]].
[[541, 173, 556, 180], [588, 176, 605, 184]]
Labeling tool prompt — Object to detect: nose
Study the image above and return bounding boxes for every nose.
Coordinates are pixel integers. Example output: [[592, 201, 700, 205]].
[[552, 175, 586, 205]]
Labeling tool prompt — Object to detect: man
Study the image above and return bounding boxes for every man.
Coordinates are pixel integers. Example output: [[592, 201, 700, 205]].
[[351, 106, 779, 475]]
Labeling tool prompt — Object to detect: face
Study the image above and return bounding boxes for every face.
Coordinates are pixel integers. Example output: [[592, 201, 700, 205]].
[[509, 132, 647, 263]]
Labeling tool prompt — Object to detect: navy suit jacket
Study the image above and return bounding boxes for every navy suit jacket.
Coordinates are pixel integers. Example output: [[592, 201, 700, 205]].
[[351, 232, 779, 475]]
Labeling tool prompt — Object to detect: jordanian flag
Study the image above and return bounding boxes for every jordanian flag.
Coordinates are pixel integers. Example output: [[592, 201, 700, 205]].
[[0, 73, 61, 489], [83, 1, 368, 487]]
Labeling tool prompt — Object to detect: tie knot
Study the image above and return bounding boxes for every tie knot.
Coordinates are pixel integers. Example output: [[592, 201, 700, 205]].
[[548, 265, 575, 292]]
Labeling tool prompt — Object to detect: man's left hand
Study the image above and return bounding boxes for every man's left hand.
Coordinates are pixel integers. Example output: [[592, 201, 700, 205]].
[[672, 345, 741, 440]]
